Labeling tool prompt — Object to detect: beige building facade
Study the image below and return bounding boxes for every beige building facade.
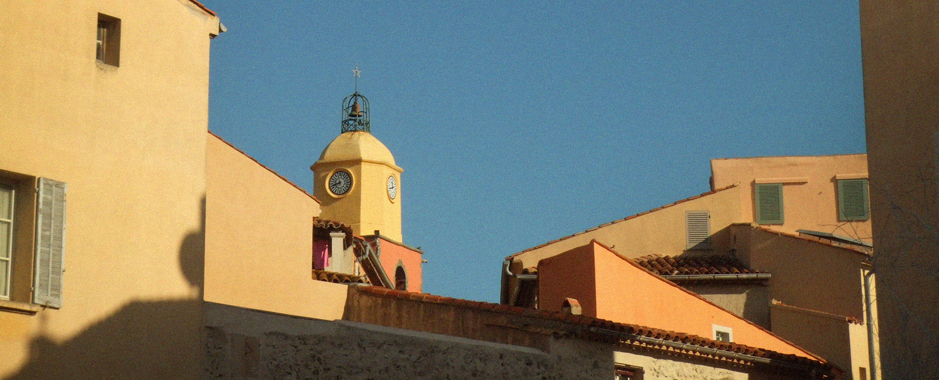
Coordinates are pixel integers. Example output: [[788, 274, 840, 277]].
[[0, 1, 221, 377]]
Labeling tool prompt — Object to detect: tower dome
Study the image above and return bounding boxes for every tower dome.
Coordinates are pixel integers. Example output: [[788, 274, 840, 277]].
[[316, 131, 397, 168]]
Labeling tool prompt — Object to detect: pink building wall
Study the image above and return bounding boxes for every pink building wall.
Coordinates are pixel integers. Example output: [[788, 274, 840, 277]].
[[376, 237, 422, 292]]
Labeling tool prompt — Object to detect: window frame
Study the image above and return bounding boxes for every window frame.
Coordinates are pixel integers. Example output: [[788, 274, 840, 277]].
[[754, 183, 784, 225], [837, 179, 870, 221], [614, 364, 644, 380], [712, 324, 734, 342], [685, 210, 711, 250], [0, 171, 66, 313], [96, 13, 121, 67]]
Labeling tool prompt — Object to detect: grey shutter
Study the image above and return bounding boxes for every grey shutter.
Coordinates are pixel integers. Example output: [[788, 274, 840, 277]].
[[755, 184, 784, 224], [686, 210, 711, 249], [839, 179, 870, 221], [34, 178, 66, 308]]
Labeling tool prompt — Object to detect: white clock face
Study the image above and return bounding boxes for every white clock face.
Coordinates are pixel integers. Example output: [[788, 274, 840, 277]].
[[387, 175, 397, 200], [328, 170, 352, 196]]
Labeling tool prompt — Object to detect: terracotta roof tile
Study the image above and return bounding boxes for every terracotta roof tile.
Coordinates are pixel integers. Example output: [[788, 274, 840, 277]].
[[507, 185, 738, 259], [635, 254, 759, 277], [350, 285, 833, 373], [311, 269, 369, 285]]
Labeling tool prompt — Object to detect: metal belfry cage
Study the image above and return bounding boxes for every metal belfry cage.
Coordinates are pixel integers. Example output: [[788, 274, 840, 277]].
[[341, 92, 370, 133]]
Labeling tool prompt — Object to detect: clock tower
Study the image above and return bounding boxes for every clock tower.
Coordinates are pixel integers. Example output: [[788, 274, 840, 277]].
[[311, 90, 403, 241]]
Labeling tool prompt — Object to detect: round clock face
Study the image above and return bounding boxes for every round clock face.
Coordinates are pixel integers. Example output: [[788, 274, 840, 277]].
[[386, 175, 397, 200], [328, 170, 352, 196]]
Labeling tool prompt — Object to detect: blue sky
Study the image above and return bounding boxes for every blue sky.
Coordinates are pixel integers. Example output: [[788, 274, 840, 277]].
[[201, 1, 866, 302]]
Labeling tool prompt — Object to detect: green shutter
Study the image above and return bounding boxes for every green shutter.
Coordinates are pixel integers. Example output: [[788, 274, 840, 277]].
[[34, 178, 66, 308], [839, 179, 870, 221], [755, 183, 784, 224]]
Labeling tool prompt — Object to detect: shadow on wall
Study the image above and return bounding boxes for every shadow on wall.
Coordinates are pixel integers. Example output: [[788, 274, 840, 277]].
[[5, 197, 207, 379]]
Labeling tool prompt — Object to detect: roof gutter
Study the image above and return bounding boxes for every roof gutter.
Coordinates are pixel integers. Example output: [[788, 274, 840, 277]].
[[589, 327, 829, 378], [501, 259, 537, 305], [663, 273, 771, 282]]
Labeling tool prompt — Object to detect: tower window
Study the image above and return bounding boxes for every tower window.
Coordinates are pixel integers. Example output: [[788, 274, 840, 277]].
[[96, 13, 121, 67], [394, 265, 407, 291]]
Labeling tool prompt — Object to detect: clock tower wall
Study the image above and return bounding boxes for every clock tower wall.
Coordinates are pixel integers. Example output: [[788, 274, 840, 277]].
[[312, 131, 403, 242]]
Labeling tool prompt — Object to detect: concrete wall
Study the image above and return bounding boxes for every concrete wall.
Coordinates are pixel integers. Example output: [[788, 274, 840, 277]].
[[686, 283, 771, 328], [614, 351, 748, 380], [538, 242, 816, 359], [860, 1, 939, 378], [205, 301, 612, 379], [731, 225, 869, 321], [0, 1, 218, 377], [711, 155, 870, 242], [205, 134, 352, 320]]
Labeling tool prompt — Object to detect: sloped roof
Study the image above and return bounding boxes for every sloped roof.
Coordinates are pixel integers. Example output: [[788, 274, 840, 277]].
[[507, 185, 738, 259], [351, 285, 834, 376], [636, 254, 760, 276], [734, 223, 872, 257]]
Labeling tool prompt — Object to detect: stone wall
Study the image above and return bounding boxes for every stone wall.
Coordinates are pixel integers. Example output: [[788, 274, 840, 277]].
[[204, 302, 610, 379]]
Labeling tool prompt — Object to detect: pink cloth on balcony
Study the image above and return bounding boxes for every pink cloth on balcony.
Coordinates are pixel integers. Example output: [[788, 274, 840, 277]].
[[314, 240, 329, 270]]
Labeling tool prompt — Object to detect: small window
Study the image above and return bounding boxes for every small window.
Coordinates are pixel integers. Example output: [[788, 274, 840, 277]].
[[614, 364, 643, 380], [713, 324, 733, 342], [685, 210, 711, 250], [755, 183, 784, 224], [394, 264, 407, 291], [838, 179, 870, 221], [96, 13, 121, 67]]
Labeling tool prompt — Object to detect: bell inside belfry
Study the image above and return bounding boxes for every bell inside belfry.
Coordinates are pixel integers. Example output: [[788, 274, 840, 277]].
[[349, 101, 362, 117]]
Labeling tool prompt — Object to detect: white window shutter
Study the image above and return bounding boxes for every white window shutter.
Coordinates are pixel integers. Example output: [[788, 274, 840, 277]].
[[686, 210, 711, 249], [34, 178, 66, 308]]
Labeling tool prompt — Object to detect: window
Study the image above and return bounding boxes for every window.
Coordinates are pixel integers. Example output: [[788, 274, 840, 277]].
[[755, 183, 784, 224], [614, 364, 643, 380], [394, 264, 407, 291], [838, 179, 870, 221], [0, 172, 67, 310], [712, 324, 733, 342], [96, 13, 121, 67], [685, 210, 711, 250], [0, 183, 14, 299]]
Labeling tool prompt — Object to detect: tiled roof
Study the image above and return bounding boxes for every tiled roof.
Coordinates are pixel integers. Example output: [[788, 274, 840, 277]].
[[208, 132, 320, 204], [351, 285, 834, 375], [312, 269, 369, 284], [188, 0, 216, 16], [507, 185, 738, 259], [636, 254, 760, 276]]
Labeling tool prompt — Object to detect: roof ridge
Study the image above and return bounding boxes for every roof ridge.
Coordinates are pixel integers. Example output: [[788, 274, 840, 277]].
[[507, 185, 738, 259]]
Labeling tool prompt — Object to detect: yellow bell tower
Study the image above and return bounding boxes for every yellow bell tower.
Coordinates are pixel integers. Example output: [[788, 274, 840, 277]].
[[311, 88, 403, 241]]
